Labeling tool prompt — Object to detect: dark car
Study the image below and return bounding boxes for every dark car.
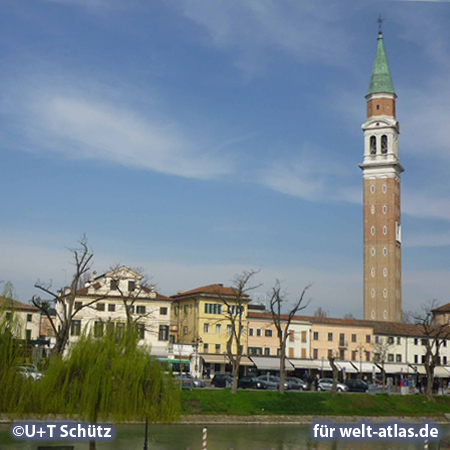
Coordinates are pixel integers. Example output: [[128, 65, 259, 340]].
[[256, 375, 290, 390], [344, 379, 369, 392], [286, 377, 309, 390], [238, 376, 268, 389], [211, 372, 233, 388]]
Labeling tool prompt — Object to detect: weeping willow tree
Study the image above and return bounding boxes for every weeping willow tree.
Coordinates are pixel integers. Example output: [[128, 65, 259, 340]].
[[38, 328, 180, 449]]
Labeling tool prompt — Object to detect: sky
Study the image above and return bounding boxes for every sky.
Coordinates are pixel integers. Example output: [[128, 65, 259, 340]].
[[1, 0, 450, 318]]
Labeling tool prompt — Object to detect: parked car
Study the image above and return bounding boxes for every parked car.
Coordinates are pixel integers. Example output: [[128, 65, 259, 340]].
[[17, 364, 43, 381], [182, 374, 206, 388], [317, 378, 349, 392], [256, 375, 290, 390], [238, 376, 268, 390], [344, 379, 369, 393], [285, 377, 309, 390], [211, 372, 233, 388]]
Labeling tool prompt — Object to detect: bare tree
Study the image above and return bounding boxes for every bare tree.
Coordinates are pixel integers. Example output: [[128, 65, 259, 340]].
[[269, 281, 311, 394], [217, 270, 260, 394], [372, 337, 395, 393], [414, 300, 450, 401], [402, 310, 414, 324], [343, 313, 355, 320], [328, 354, 339, 397], [314, 307, 328, 318], [32, 236, 107, 356]]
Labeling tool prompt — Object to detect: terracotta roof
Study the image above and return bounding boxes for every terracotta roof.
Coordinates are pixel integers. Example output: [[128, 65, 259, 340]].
[[171, 284, 250, 299], [247, 312, 427, 337], [432, 303, 450, 313], [0, 297, 40, 312]]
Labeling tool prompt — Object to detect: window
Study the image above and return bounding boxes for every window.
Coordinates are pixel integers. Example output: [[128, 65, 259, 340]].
[[366, 335, 371, 344], [249, 328, 254, 336], [352, 351, 357, 361], [108, 303, 115, 312], [371, 289, 375, 298], [371, 268, 375, 277], [414, 355, 418, 364], [158, 325, 169, 341], [128, 305, 135, 314], [26, 329, 31, 340], [94, 321, 104, 338], [110, 280, 118, 290], [371, 226, 375, 235], [106, 321, 114, 334], [328, 332, 333, 341], [387, 337, 394, 344], [371, 205, 375, 214], [370, 185, 375, 193], [383, 289, 388, 298], [375, 336, 379, 344], [137, 324, 145, 340], [203, 343, 209, 353], [327, 349, 333, 358], [383, 205, 387, 214], [116, 322, 125, 339], [227, 324, 232, 335], [313, 332, 319, 341], [136, 306, 146, 314], [277, 348, 282, 356], [352, 334, 357, 343], [414, 338, 418, 345], [382, 184, 387, 193], [396, 222, 402, 243], [183, 326, 188, 335], [371, 247, 376, 256], [421, 355, 426, 364], [421, 338, 427, 346], [256, 329, 262, 337], [204, 303, 222, 314], [249, 347, 262, 355], [203, 323, 209, 333], [264, 347, 270, 356], [174, 306, 179, 316], [339, 333, 345, 346], [443, 340, 447, 348], [265, 329, 273, 337], [215, 344, 221, 354], [229, 305, 244, 316], [313, 349, 318, 359], [383, 226, 387, 235], [383, 268, 388, 277], [381, 135, 388, 154], [383, 247, 387, 256], [184, 305, 188, 314], [160, 307, 168, 315], [396, 354, 402, 362], [97, 303, 105, 311], [370, 136, 376, 154], [5, 312, 11, 320], [216, 324, 221, 334], [27, 314, 32, 322], [301, 331, 307, 343], [397, 337, 401, 345], [444, 357, 448, 365], [128, 280, 136, 292], [388, 353, 394, 362], [71, 320, 81, 336]]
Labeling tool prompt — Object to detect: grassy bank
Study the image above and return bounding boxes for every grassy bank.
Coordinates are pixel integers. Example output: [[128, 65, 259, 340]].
[[181, 390, 450, 417]]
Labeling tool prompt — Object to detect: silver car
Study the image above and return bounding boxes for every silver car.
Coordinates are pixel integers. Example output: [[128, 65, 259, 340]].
[[256, 375, 290, 390], [317, 378, 348, 392]]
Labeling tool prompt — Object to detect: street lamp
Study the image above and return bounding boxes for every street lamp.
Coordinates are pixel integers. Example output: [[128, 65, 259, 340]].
[[356, 343, 366, 380], [191, 336, 202, 379]]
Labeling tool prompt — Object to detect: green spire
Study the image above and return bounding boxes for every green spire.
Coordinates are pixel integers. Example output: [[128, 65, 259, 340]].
[[367, 31, 395, 96]]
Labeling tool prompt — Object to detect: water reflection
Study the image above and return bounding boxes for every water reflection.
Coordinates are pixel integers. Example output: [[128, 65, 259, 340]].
[[0, 424, 444, 449]]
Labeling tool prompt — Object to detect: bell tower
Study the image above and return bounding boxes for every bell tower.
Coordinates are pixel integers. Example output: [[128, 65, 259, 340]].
[[360, 30, 403, 322]]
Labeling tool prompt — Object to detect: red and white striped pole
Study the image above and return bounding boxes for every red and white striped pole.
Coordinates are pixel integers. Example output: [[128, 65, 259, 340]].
[[202, 427, 207, 450], [424, 439, 428, 449]]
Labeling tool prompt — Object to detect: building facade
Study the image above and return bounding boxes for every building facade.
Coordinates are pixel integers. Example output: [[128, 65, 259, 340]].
[[360, 31, 403, 322]]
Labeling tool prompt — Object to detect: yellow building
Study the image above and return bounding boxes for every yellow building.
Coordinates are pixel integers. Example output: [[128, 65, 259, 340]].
[[170, 284, 252, 376]]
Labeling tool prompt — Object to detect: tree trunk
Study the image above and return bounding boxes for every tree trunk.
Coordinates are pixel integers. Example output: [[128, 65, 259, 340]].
[[425, 365, 435, 402], [279, 350, 286, 394], [52, 323, 70, 356], [231, 358, 240, 394], [329, 357, 338, 397], [89, 439, 96, 450]]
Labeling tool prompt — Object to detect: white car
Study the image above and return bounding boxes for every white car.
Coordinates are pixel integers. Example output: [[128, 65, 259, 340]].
[[317, 378, 348, 392], [18, 364, 43, 381]]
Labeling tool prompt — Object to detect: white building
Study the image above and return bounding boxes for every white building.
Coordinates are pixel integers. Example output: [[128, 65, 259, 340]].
[[0, 297, 41, 340], [60, 266, 173, 357]]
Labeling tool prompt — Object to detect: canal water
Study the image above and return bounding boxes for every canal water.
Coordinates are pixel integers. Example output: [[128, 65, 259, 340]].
[[0, 423, 445, 449]]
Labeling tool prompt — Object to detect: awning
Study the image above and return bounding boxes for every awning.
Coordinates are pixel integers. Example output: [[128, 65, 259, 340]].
[[201, 354, 229, 364], [354, 362, 381, 373], [409, 364, 426, 375], [434, 367, 450, 378], [378, 363, 411, 374], [249, 356, 295, 371], [336, 362, 358, 373], [238, 356, 254, 366], [291, 359, 331, 370]]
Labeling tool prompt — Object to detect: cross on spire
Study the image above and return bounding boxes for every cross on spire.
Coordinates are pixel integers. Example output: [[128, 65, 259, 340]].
[[376, 15, 386, 31]]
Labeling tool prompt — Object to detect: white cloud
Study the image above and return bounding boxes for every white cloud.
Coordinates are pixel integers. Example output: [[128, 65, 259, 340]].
[[5, 80, 234, 181], [176, 0, 352, 74]]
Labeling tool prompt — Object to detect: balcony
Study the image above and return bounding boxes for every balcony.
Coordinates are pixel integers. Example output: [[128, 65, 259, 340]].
[[338, 340, 348, 349]]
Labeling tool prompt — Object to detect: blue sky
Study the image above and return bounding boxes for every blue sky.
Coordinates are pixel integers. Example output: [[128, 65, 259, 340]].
[[1, 0, 450, 317]]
